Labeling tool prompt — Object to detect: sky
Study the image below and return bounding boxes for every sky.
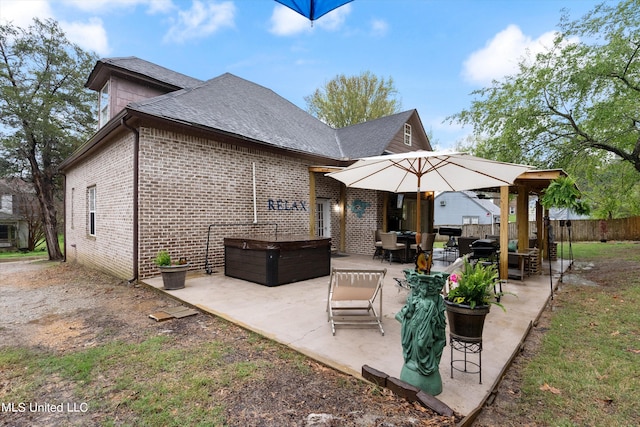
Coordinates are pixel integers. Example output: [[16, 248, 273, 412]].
[[0, 0, 608, 149]]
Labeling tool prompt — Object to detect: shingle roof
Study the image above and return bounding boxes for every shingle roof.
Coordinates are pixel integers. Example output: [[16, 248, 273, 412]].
[[94, 57, 422, 161], [87, 57, 203, 90], [336, 110, 415, 158], [128, 73, 346, 159]]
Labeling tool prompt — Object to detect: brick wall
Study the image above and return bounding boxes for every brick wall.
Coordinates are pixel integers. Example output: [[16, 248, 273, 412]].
[[344, 188, 381, 256], [64, 126, 385, 280], [137, 128, 315, 278], [64, 133, 135, 279]]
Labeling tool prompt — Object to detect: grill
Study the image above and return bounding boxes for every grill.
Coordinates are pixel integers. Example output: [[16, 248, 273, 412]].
[[437, 227, 462, 238], [437, 227, 463, 249], [470, 239, 499, 260]]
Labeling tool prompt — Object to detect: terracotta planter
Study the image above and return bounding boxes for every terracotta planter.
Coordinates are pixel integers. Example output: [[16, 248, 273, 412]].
[[444, 300, 490, 342], [159, 264, 190, 290]]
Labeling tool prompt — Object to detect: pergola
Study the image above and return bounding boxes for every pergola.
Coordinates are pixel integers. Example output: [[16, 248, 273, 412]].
[[492, 169, 567, 280]]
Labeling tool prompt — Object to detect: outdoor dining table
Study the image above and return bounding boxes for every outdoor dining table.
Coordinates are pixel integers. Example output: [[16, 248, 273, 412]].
[[394, 232, 417, 263]]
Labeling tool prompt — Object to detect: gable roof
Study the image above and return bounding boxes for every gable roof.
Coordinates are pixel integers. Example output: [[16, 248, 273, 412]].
[[85, 57, 203, 91], [436, 191, 501, 214], [70, 57, 432, 168], [128, 73, 345, 159], [336, 110, 416, 158]]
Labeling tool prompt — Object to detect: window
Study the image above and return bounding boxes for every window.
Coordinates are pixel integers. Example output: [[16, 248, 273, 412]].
[[99, 82, 109, 128], [404, 123, 412, 146], [88, 186, 96, 236], [71, 188, 75, 230], [462, 216, 479, 225]]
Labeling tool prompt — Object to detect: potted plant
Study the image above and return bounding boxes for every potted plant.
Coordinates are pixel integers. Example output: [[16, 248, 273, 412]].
[[443, 258, 503, 342], [155, 250, 190, 290]]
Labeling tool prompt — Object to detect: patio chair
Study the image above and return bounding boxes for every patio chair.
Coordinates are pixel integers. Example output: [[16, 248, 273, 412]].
[[380, 232, 405, 263], [410, 232, 436, 266], [372, 229, 383, 259], [326, 267, 387, 336]]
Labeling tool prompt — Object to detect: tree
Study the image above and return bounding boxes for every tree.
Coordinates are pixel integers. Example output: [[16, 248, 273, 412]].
[[449, 0, 640, 175], [4, 177, 45, 251], [305, 71, 402, 128], [0, 18, 97, 260]]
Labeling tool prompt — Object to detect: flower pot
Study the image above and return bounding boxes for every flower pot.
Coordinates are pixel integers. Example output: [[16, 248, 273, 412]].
[[159, 264, 190, 290], [444, 300, 490, 342]]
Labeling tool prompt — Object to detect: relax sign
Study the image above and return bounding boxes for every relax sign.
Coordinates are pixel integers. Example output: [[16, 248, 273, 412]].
[[267, 199, 307, 211]]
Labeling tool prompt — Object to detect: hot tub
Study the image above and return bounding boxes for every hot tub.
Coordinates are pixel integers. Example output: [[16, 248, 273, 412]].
[[224, 235, 331, 286]]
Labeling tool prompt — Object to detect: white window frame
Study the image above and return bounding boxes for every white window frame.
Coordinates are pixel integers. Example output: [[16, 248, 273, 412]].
[[403, 123, 412, 146], [99, 82, 109, 128], [462, 216, 479, 225], [88, 186, 96, 236]]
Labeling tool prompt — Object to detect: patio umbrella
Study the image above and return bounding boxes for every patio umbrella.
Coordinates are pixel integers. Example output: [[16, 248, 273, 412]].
[[275, 0, 354, 22], [326, 150, 532, 234]]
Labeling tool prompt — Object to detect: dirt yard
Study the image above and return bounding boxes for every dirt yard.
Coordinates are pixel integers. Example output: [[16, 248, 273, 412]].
[[0, 260, 459, 426]]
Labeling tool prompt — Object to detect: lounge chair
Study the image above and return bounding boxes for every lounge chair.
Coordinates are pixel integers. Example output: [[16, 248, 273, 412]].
[[326, 267, 387, 336]]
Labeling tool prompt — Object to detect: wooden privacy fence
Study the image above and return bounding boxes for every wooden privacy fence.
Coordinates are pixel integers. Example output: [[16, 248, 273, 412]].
[[451, 216, 640, 242]]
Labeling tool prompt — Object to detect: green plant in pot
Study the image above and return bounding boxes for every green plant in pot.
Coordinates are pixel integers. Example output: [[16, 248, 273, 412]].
[[444, 258, 503, 342], [155, 250, 190, 290]]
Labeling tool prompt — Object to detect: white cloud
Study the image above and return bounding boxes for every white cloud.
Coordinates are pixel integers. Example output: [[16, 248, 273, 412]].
[[370, 18, 388, 37], [163, 0, 235, 43], [61, 17, 110, 55], [269, 4, 351, 36], [0, 0, 53, 27], [62, 0, 174, 14], [0, 0, 109, 54], [462, 24, 559, 85]]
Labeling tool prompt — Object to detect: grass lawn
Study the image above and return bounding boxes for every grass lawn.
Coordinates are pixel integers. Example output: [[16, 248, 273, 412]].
[[516, 242, 640, 425]]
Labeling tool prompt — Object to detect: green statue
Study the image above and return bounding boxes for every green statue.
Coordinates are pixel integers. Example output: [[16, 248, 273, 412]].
[[395, 270, 447, 395]]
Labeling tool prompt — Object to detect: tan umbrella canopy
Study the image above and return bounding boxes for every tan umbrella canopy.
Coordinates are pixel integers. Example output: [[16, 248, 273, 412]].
[[326, 150, 532, 233]]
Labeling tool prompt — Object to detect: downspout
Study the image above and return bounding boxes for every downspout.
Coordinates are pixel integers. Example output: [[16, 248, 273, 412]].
[[122, 117, 139, 283], [62, 175, 67, 262]]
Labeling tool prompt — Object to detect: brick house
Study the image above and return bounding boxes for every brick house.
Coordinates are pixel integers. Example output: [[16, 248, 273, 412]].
[[60, 57, 433, 280]]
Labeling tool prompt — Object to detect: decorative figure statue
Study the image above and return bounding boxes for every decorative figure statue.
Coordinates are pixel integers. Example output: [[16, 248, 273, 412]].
[[414, 246, 431, 274], [395, 270, 447, 395]]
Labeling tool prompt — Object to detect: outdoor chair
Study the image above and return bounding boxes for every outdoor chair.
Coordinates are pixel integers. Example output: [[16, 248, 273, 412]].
[[380, 232, 405, 263], [372, 229, 383, 259], [410, 232, 436, 257], [326, 267, 387, 336]]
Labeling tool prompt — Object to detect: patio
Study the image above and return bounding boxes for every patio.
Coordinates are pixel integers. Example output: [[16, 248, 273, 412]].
[[143, 249, 567, 418]]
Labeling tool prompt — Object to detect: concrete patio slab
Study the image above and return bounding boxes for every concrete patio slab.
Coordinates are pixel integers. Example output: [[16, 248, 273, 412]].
[[143, 251, 565, 418]]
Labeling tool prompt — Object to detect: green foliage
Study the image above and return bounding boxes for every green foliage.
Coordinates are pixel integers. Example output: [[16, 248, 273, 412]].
[[304, 71, 402, 128], [0, 18, 98, 260], [155, 250, 172, 266], [540, 176, 590, 215], [446, 258, 500, 309]]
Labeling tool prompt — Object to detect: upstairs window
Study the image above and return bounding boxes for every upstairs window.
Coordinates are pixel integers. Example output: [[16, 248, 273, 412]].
[[99, 82, 109, 128], [404, 123, 412, 146], [88, 186, 96, 236]]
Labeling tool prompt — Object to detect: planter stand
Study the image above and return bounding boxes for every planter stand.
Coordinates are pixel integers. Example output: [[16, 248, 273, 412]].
[[444, 300, 489, 384], [450, 336, 482, 384]]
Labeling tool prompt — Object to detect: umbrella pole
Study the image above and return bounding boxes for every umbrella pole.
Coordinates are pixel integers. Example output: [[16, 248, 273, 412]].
[[415, 170, 421, 245]]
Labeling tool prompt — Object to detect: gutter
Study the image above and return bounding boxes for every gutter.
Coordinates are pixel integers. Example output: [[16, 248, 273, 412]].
[[121, 116, 139, 283]]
